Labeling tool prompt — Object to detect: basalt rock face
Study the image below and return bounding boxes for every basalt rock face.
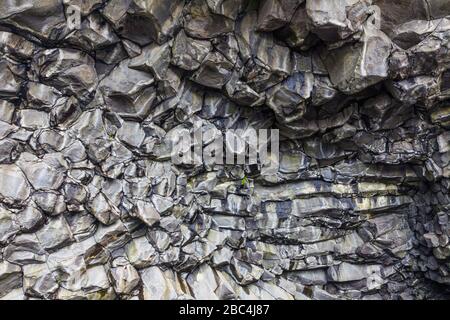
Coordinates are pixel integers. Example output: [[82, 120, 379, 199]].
[[0, 0, 449, 301]]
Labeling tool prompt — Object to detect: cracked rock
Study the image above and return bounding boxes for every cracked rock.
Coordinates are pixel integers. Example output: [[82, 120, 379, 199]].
[[0, 0, 449, 301]]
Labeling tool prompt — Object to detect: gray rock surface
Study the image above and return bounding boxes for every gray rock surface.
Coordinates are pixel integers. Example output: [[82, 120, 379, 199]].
[[0, 0, 449, 300]]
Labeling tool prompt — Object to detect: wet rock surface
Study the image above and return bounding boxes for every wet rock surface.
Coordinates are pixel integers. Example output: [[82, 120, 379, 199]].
[[0, 0, 449, 300]]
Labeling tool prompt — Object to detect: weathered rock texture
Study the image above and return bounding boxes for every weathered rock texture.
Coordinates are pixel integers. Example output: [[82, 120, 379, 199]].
[[0, 0, 449, 300]]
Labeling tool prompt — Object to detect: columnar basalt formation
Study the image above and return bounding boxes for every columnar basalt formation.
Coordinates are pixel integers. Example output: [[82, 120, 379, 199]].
[[0, 0, 449, 300]]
